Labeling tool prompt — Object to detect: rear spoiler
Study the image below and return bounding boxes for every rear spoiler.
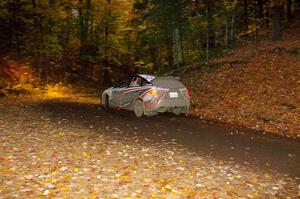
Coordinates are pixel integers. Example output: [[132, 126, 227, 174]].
[[162, 76, 181, 80]]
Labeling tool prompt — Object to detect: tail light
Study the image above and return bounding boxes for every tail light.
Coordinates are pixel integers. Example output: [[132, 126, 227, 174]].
[[148, 90, 158, 96], [185, 89, 190, 97]]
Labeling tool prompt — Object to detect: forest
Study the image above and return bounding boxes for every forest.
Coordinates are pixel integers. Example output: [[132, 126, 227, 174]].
[[0, 0, 299, 85], [1, 1, 300, 198]]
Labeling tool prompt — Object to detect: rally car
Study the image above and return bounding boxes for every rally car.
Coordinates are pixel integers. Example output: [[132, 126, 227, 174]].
[[101, 74, 190, 117]]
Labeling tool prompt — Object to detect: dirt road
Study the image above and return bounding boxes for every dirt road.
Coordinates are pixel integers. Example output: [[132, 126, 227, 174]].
[[0, 96, 299, 198]]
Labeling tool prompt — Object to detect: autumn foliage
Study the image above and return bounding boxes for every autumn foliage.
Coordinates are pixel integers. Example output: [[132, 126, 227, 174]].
[[182, 19, 300, 138]]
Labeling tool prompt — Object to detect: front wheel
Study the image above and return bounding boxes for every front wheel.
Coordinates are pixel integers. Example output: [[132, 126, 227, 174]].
[[103, 95, 110, 110], [133, 99, 144, 117]]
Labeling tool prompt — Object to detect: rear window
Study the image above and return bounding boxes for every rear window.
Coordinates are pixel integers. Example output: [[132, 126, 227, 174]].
[[151, 77, 185, 89]]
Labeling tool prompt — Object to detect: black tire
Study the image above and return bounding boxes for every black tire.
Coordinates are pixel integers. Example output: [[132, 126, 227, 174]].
[[173, 108, 182, 116], [144, 111, 158, 117], [133, 99, 144, 117], [103, 95, 110, 110]]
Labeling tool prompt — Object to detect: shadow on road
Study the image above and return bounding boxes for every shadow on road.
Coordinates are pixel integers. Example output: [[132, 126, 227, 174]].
[[34, 99, 300, 178]]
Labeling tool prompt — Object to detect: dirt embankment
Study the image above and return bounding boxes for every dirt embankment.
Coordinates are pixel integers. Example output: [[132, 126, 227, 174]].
[[181, 21, 300, 139]]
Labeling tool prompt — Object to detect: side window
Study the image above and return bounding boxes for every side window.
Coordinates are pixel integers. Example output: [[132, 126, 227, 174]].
[[115, 77, 132, 88], [130, 77, 142, 87], [141, 78, 150, 86]]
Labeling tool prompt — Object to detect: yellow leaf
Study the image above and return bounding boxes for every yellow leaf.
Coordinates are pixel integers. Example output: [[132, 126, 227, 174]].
[[63, 173, 72, 182], [264, 173, 271, 178], [62, 186, 68, 192], [48, 178, 57, 183], [82, 152, 91, 158], [150, 192, 157, 199], [73, 167, 79, 172], [250, 178, 257, 184], [118, 175, 131, 183], [90, 193, 97, 199]]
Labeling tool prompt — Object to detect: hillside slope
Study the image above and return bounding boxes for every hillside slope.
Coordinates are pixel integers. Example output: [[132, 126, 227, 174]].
[[181, 20, 300, 138]]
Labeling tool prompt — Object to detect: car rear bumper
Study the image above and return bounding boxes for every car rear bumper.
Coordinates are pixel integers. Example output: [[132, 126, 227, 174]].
[[145, 97, 190, 113]]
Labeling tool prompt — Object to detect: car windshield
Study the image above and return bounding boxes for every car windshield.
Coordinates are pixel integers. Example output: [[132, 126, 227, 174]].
[[151, 77, 185, 89]]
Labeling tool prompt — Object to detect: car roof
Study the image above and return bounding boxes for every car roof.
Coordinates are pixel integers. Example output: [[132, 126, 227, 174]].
[[138, 74, 156, 82]]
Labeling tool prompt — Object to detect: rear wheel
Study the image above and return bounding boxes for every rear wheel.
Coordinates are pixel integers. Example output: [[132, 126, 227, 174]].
[[172, 107, 188, 116], [173, 108, 182, 116], [133, 99, 144, 117], [144, 110, 158, 117]]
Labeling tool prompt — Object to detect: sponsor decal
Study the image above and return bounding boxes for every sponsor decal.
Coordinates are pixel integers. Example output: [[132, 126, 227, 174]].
[[144, 92, 166, 109], [121, 86, 151, 94]]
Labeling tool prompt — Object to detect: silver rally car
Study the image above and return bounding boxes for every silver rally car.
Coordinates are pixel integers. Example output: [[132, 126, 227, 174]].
[[101, 74, 190, 117]]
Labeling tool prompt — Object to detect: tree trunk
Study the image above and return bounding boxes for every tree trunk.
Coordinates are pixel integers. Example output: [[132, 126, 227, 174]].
[[243, 0, 248, 30], [7, 0, 22, 68], [286, 0, 292, 21], [31, 0, 39, 74], [172, 28, 183, 69], [85, 0, 91, 38], [150, 47, 157, 72], [254, 2, 258, 49], [78, 0, 84, 57], [78, 0, 91, 77], [167, 37, 173, 70], [104, 0, 111, 58], [272, 6, 282, 40], [206, 0, 215, 48], [230, 15, 236, 47], [32, 0, 36, 8], [63, 7, 71, 82], [257, 0, 264, 18], [224, 16, 229, 48], [103, 0, 111, 85], [221, 2, 236, 48], [12, 0, 21, 67], [265, 8, 270, 27], [49, 0, 55, 5], [206, 21, 209, 64]]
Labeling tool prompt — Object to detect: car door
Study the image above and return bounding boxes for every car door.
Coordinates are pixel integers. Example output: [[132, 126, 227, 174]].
[[110, 77, 132, 108], [121, 76, 151, 110]]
